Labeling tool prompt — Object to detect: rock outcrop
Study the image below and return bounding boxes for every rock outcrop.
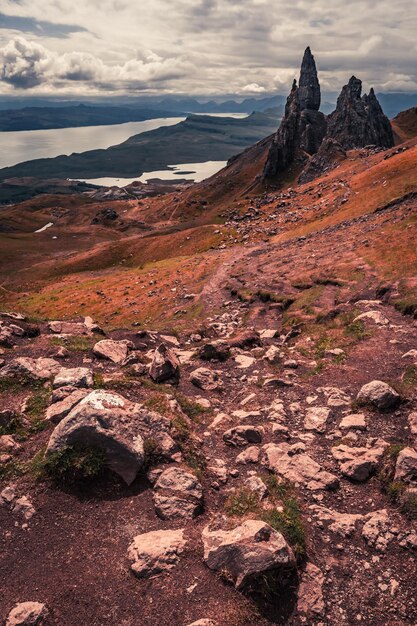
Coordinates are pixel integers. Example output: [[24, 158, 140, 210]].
[[326, 77, 394, 150], [264, 49, 393, 185], [263, 47, 327, 180]]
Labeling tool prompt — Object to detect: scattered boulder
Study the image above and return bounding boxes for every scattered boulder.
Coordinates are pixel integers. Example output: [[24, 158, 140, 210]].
[[339, 413, 367, 431], [128, 529, 186, 578], [236, 446, 260, 464], [362, 509, 394, 551], [48, 320, 89, 335], [353, 310, 389, 325], [310, 504, 363, 537], [45, 389, 89, 424], [402, 349, 417, 359], [304, 407, 330, 433], [5, 602, 47, 626], [93, 339, 128, 364], [264, 345, 284, 364], [223, 425, 263, 447], [226, 329, 261, 349], [332, 443, 386, 481], [45, 390, 149, 485], [190, 367, 219, 391], [356, 380, 400, 411], [262, 443, 339, 490], [297, 562, 325, 618], [244, 475, 267, 500], [53, 367, 93, 389], [408, 412, 417, 435], [12, 496, 36, 520], [394, 447, 417, 483], [234, 354, 255, 369], [198, 341, 230, 362], [202, 519, 295, 590], [149, 344, 180, 383], [0, 435, 22, 453], [0, 357, 60, 381], [153, 466, 203, 520], [318, 386, 350, 407]]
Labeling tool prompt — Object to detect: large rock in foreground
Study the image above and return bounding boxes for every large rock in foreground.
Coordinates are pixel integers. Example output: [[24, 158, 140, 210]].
[[261, 443, 339, 491], [5, 602, 47, 626], [128, 529, 186, 578], [202, 520, 295, 590], [46, 390, 177, 484]]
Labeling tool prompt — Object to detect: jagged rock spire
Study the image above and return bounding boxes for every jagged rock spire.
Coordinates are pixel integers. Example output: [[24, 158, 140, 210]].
[[326, 75, 394, 149], [262, 47, 326, 180], [298, 46, 321, 111]]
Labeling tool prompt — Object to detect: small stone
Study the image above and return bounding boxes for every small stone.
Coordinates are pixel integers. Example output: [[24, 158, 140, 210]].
[[5, 602, 47, 626]]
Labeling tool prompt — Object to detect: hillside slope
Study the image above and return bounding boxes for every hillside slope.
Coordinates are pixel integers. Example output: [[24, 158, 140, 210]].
[[0, 110, 416, 626]]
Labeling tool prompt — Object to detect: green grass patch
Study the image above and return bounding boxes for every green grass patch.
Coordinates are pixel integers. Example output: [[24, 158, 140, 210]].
[[43, 445, 107, 484], [393, 298, 417, 317], [49, 335, 97, 352], [224, 478, 306, 559]]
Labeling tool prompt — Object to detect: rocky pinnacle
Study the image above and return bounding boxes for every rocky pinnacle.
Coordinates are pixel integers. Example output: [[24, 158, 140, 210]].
[[298, 46, 321, 111]]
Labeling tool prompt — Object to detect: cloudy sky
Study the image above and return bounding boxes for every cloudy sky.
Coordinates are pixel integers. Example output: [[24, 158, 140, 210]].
[[0, 0, 416, 99]]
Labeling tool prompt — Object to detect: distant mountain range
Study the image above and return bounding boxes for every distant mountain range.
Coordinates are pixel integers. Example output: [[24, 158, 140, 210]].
[[1, 92, 416, 132]]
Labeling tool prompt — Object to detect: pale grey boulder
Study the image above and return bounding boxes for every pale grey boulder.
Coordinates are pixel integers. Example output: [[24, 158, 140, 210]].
[[93, 339, 129, 364], [261, 443, 339, 491], [5, 602, 47, 626], [357, 380, 400, 410], [0, 357, 61, 381], [128, 528, 186, 578], [332, 443, 387, 481], [46, 390, 144, 484], [53, 367, 93, 389], [45, 389, 89, 424], [394, 447, 417, 483], [153, 466, 203, 519]]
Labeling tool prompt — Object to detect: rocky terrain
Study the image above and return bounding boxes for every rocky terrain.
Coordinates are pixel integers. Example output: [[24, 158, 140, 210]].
[[0, 49, 417, 626]]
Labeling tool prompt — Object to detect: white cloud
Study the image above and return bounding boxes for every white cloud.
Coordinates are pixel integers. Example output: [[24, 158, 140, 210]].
[[0, 36, 194, 92], [0, 0, 416, 96], [241, 83, 266, 94]]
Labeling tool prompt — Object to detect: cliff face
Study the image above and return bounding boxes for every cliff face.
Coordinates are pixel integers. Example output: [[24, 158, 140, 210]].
[[263, 51, 394, 184], [263, 47, 326, 180], [325, 77, 394, 150]]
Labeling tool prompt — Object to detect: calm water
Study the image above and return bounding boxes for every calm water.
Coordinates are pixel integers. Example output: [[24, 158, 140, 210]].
[[80, 160, 228, 187], [0, 117, 185, 168], [0, 113, 248, 170]]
